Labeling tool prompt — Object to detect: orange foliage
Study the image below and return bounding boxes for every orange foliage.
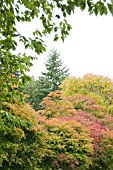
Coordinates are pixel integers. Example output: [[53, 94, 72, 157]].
[[38, 90, 77, 118]]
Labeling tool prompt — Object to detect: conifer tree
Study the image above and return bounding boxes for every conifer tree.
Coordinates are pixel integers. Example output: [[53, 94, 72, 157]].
[[41, 49, 69, 91], [25, 49, 70, 110]]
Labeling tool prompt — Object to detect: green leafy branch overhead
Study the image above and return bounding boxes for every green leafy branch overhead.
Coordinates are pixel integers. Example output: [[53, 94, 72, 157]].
[[1, 0, 113, 53]]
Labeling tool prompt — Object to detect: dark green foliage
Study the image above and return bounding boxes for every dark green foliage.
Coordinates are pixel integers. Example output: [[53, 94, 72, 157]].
[[24, 49, 70, 110], [41, 49, 70, 91]]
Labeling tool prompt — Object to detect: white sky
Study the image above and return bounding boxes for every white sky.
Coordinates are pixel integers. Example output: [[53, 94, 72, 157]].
[[17, 8, 113, 79]]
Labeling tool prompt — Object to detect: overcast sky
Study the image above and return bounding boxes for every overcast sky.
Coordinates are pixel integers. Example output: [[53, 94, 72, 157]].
[[17, 8, 113, 79]]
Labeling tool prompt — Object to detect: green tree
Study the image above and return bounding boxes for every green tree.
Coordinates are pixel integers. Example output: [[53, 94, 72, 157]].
[[60, 74, 113, 116], [41, 49, 70, 91], [61, 74, 113, 103], [25, 49, 70, 110]]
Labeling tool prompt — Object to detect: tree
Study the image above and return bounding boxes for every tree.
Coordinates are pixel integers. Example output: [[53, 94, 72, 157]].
[[41, 49, 69, 91], [1, 102, 93, 170], [0, 104, 47, 170], [1, 0, 113, 109], [1, 77, 113, 169], [24, 49, 70, 110], [60, 74, 113, 115], [38, 87, 113, 170]]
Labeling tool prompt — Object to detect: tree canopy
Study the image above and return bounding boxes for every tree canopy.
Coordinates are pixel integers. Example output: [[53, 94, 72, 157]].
[[1, 74, 113, 169], [38, 74, 113, 169]]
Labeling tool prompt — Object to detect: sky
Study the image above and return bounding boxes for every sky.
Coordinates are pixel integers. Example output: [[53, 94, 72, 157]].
[[17, 8, 113, 79]]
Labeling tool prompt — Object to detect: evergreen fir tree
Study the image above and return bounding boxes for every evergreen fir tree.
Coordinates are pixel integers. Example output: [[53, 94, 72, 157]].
[[24, 49, 70, 110], [41, 49, 69, 90]]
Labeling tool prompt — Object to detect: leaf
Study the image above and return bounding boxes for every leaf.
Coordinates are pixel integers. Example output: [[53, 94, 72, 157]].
[[61, 35, 65, 42], [54, 27, 58, 32], [80, 2, 86, 11], [67, 24, 72, 31], [107, 3, 113, 16], [54, 34, 59, 41]]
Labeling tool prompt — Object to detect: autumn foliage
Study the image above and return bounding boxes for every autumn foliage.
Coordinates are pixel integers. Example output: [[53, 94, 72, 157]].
[[1, 74, 113, 169]]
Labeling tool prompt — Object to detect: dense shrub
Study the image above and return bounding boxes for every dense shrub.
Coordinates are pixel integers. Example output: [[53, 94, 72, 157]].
[[0, 110, 46, 170]]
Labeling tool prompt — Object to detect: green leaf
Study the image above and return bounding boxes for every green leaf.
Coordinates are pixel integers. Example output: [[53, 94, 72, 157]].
[[54, 34, 59, 41], [80, 2, 86, 11], [61, 35, 65, 42], [107, 3, 113, 16]]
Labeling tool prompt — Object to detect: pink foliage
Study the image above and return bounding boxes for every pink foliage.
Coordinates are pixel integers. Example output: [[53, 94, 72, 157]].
[[58, 110, 107, 144]]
